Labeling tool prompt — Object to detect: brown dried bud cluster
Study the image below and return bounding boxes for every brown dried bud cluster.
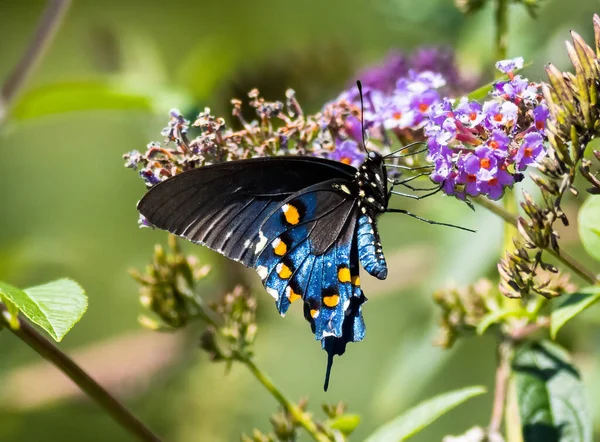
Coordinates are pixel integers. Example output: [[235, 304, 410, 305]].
[[433, 279, 498, 348], [241, 400, 309, 442], [130, 235, 210, 329], [541, 15, 600, 198], [499, 16, 600, 299], [200, 285, 258, 362]]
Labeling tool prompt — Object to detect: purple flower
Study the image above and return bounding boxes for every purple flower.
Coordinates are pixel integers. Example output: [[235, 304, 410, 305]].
[[514, 133, 546, 170], [483, 101, 518, 128], [455, 98, 484, 128], [343, 114, 364, 143], [426, 98, 454, 126], [495, 57, 524, 73], [357, 51, 407, 93], [138, 215, 153, 228], [483, 169, 514, 200], [124, 150, 142, 169], [533, 105, 549, 131], [329, 139, 365, 167], [487, 130, 510, 156], [464, 147, 499, 182]]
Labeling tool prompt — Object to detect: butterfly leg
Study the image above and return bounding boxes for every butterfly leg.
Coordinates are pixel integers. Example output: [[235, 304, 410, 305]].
[[385, 208, 475, 233], [383, 141, 427, 158], [389, 185, 443, 201]]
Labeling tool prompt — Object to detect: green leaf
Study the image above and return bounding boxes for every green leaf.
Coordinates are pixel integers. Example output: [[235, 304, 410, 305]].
[[550, 286, 600, 338], [10, 80, 191, 121], [513, 341, 592, 442], [0, 279, 87, 341], [477, 308, 526, 335], [328, 414, 361, 435], [0, 290, 21, 330], [578, 195, 600, 262], [365, 386, 486, 442], [466, 79, 497, 101]]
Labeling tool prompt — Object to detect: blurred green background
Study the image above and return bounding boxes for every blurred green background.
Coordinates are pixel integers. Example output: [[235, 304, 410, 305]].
[[1, 0, 599, 440]]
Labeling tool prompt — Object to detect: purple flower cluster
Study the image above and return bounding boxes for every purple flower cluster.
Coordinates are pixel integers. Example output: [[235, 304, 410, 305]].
[[425, 58, 548, 200], [321, 70, 447, 166], [315, 47, 476, 167], [355, 47, 475, 94]]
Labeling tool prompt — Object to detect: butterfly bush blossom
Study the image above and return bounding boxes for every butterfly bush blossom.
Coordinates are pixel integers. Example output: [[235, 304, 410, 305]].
[[320, 47, 474, 164], [125, 47, 471, 186], [425, 57, 549, 200]]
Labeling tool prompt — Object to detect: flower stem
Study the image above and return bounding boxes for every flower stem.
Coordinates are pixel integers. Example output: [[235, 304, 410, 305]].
[[494, 0, 509, 65], [474, 197, 599, 284], [0, 0, 71, 122], [489, 340, 511, 434], [0, 310, 162, 442], [238, 355, 331, 442]]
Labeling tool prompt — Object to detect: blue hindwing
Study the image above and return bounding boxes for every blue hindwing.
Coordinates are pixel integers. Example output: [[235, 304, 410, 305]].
[[251, 182, 367, 356]]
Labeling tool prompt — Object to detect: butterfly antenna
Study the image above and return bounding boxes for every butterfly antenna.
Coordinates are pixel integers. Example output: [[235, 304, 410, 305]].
[[324, 349, 335, 391], [356, 80, 370, 154]]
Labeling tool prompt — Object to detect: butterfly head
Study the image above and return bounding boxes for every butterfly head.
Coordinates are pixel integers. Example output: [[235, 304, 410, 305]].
[[355, 151, 389, 214]]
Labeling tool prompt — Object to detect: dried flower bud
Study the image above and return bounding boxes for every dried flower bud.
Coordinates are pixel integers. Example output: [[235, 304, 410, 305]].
[[130, 235, 211, 329], [433, 279, 499, 348]]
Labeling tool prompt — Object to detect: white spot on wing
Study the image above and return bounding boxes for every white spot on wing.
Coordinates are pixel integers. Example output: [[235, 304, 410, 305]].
[[257, 266, 268, 280], [255, 231, 267, 254], [340, 184, 351, 194], [282, 204, 290, 213], [244, 239, 251, 248], [266, 287, 279, 300], [272, 238, 281, 249]]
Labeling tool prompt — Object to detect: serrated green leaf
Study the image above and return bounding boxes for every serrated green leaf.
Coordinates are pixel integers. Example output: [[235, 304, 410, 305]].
[[328, 414, 361, 435], [0, 279, 87, 341], [578, 195, 600, 262], [550, 287, 600, 338], [365, 386, 486, 442], [513, 341, 592, 442]]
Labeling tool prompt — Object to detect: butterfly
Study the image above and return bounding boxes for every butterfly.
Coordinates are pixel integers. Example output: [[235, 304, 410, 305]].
[[137, 83, 471, 390]]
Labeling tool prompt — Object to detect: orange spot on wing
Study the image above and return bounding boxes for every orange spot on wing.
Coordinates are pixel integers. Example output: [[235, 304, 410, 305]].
[[282, 204, 300, 225], [273, 239, 287, 256], [337, 267, 351, 283], [310, 308, 319, 318], [323, 294, 340, 308], [351, 275, 361, 286], [287, 287, 301, 302], [277, 263, 292, 279]]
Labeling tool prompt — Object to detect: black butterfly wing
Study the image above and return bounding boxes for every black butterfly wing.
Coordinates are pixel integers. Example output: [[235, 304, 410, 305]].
[[138, 157, 367, 389], [137, 156, 356, 266]]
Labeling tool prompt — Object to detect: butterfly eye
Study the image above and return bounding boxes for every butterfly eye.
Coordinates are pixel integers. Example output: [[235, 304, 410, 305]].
[[368, 151, 378, 159]]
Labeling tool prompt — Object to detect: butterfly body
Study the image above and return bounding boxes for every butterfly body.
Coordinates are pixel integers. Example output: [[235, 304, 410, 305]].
[[138, 152, 391, 389]]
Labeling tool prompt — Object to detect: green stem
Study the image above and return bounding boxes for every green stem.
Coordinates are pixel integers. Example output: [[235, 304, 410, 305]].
[[494, 0, 509, 65], [0, 0, 71, 122], [474, 197, 598, 284], [489, 340, 512, 435], [238, 355, 331, 442], [1, 310, 162, 442]]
